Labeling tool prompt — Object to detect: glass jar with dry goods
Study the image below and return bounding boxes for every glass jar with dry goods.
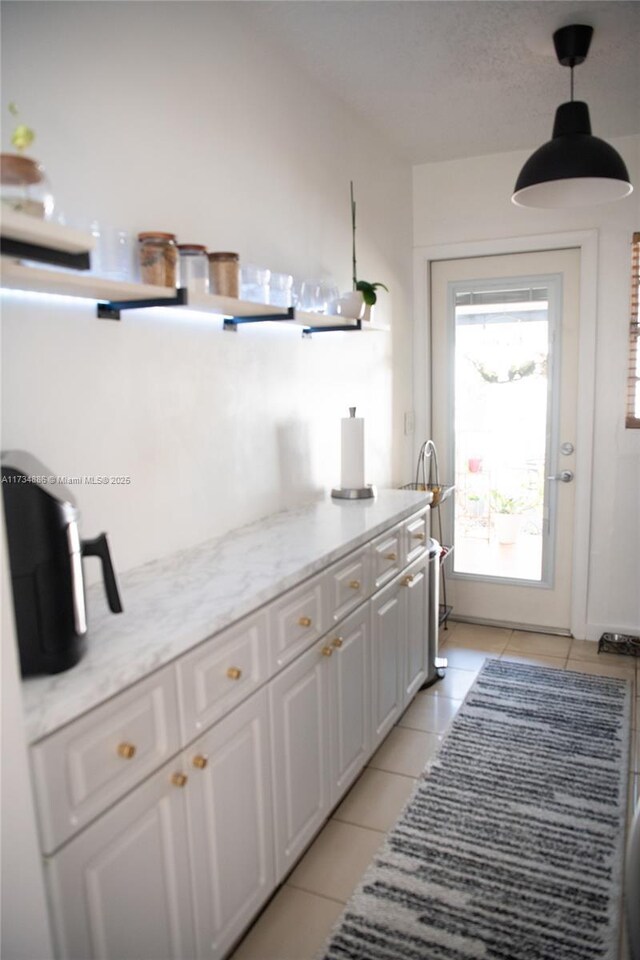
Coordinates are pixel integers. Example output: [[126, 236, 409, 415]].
[[208, 252, 240, 298], [0, 153, 54, 219], [177, 244, 209, 295], [137, 232, 178, 288]]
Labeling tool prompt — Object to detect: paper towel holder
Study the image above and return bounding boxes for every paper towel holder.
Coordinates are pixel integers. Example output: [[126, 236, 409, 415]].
[[331, 407, 376, 500]]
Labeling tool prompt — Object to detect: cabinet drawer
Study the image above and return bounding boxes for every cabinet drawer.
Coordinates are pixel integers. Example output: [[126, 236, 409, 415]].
[[326, 546, 370, 624], [31, 665, 180, 854], [268, 574, 325, 672], [177, 611, 269, 741], [404, 509, 429, 565], [370, 523, 403, 590]]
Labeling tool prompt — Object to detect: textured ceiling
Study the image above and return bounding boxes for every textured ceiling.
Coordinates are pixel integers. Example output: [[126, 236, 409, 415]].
[[240, 0, 640, 164]]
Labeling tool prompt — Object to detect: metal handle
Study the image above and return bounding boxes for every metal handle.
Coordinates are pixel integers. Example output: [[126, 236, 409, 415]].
[[401, 574, 414, 586], [348, 580, 361, 590], [117, 742, 136, 760], [226, 667, 242, 680], [331, 637, 343, 648], [547, 470, 574, 483], [171, 773, 188, 788], [192, 755, 208, 769], [321, 645, 333, 657], [412, 532, 426, 541], [299, 616, 312, 628], [385, 552, 397, 561]]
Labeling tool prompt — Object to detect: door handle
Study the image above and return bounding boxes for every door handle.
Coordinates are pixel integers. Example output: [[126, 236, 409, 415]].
[[547, 470, 574, 483]]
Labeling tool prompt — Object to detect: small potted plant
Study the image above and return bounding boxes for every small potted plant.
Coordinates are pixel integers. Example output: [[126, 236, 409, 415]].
[[1, 103, 54, 218], [490, 490, 524, 544], [333, 182, 388, 321]]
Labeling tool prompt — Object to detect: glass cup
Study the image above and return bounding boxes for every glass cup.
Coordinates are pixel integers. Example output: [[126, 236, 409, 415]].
[[299, 279, 339, 314], [268, 272, 294, 308], [241, 264, 271, 303]]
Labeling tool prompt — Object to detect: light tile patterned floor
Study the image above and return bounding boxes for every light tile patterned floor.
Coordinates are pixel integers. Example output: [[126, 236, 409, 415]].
[[229, 624, 640, 960]]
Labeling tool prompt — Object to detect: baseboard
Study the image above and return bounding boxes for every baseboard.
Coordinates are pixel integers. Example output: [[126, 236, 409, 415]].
[[449, 615, 572, 637]]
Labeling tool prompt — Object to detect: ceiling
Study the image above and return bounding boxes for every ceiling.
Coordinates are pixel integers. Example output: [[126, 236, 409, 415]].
[[241, 0, 640, 164]]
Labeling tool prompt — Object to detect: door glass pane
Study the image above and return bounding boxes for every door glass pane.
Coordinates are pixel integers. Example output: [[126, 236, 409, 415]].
[[453, 285, 551, 582]]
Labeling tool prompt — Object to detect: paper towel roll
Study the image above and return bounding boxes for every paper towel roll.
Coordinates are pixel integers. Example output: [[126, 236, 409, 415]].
[[341, 409, 365, 489]]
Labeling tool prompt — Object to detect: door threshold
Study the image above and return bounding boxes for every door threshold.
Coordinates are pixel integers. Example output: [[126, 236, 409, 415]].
[[450, 615, 572, 637]]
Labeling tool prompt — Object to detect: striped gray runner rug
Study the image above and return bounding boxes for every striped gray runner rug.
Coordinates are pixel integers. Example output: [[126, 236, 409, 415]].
[[321, 659, 632, 960]]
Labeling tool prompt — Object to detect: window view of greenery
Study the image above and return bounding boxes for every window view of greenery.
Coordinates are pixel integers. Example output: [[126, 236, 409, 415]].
[[453, 290, 550, 581]]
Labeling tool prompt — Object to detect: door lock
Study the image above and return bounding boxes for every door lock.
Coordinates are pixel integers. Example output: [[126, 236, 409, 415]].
[[547, 470, 574, 483], [560, 442, 574, 456]]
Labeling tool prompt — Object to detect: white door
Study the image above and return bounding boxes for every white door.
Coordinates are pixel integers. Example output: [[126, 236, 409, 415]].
[[370, 580, 403, 746], [431, 249, 580, 632], [329, 605, 371, 803], [185, 689, 274, 960], [46, 761, 196, 960], [269, 641, 331, 881]]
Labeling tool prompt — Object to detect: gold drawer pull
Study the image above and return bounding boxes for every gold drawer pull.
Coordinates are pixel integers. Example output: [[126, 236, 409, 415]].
[[171, 773, 188, 788], [299, 616, 312, 628], [117, 742, 136, 760], [332, 637, 343, 649], [348, 580, 361, 590], [412, 532, 426, 541], [402, 574, 415, 586], [385, 552, 397, 561], [227, 666, 242, 681], [192, 755, 208, 770], [321, 645, 334, 657]]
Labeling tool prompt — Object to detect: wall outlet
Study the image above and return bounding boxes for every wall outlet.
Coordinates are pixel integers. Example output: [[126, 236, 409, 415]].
[[404, 411, 415, 436]]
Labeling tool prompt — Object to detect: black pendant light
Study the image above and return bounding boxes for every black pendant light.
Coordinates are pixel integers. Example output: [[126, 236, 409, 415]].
[[512, 24, 633, 208]]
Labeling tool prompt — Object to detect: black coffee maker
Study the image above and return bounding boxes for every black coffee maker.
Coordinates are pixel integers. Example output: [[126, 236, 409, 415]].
[[1, 451, 123, 676]]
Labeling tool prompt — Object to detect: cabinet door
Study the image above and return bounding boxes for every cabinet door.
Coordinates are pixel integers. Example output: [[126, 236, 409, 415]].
[[403, 558, 429, 705], [269, 641, 331, 882], [370, 580, 404, 748], [328, 606, 371, 804], [185, 689, 274, 960], [46, 760, 195, 960]]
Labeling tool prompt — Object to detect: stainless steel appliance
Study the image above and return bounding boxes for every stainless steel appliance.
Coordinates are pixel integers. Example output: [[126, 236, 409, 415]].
[[1, 451, 122, 676]]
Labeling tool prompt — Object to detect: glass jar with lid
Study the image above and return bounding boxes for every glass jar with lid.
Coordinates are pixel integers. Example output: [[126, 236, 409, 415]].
[[177, 244, 209, 295], [137, 232, 178, 288], [208, 252, 240, 298], [0, 153, 54, 219]]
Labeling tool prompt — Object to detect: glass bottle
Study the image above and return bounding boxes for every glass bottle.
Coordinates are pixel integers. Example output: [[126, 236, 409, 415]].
[[177, 244, 209, 295]]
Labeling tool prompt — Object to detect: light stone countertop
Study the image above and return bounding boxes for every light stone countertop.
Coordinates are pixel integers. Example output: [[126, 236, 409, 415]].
[[21, 489, 431, 743]]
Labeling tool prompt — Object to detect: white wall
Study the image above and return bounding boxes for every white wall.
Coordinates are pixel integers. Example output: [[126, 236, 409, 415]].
[[1, 1, 414, 579], [413, 136, 640, 638]]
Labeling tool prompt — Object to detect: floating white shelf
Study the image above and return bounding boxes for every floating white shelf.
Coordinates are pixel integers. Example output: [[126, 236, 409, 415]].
[[0, 210, 95, 255], [0, 259, 177, 304]]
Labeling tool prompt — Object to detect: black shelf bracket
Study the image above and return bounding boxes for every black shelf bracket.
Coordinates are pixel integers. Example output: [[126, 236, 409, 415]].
[[97, 287, 188, 320], [1, 236, 91, 272], [302, 319, 362, 338], [223, 307, 295, 331]]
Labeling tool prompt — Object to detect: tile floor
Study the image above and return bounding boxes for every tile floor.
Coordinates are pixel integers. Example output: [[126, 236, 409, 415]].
[[230, 623, 640, 960]]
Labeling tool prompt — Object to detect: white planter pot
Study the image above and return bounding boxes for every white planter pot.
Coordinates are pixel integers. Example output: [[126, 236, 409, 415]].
[[494, 514, 521, 545], [332, 291, 365, 320]]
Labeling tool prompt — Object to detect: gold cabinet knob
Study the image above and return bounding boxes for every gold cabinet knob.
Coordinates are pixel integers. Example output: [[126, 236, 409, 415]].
[[321, 645, 334, 657], [227, 666, 242, 681], [192, 755, 208, 770], [385, 552, 397, 561], [117, 742, 136, 760], [171, 772, 188, 788], [412, 532, 426, 541], [402, 574, 415, 586], [348, 580, 361, 590], [299, 616, 312, 628], [331, 637, 343, 648]]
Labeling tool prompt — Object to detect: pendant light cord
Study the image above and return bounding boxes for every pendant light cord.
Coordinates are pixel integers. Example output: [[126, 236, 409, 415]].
[[570, 65, 574, 102]]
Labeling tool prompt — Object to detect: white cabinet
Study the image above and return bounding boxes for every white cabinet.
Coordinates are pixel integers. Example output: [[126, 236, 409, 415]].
[[46, 758, 196, 960], [33, 504, 432, 960], [403, 556, 429, 704], [184, 690, 274, 960], [269, 639, 332, 881], [371, 579, 404, 747], [328, 604, 371, 802], [371, 553, 430, 748]]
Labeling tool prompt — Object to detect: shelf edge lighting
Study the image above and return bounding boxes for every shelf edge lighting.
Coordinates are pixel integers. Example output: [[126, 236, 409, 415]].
[[512, 24, 633, 209]]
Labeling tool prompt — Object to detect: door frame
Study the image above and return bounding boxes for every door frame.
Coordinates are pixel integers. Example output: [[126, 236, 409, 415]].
[[413, 230, 598, 640]]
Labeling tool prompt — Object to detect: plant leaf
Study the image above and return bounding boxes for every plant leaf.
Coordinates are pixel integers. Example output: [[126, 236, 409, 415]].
[[11, 124, 34, 151]]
